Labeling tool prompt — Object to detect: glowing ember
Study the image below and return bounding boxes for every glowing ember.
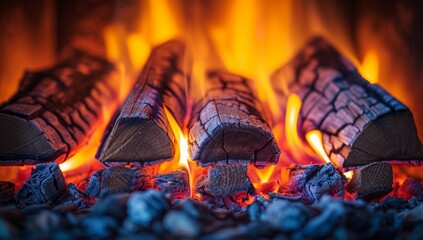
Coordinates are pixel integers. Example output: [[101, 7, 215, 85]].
[[344, 170, 354, 180], [305, 130, 332, 164]]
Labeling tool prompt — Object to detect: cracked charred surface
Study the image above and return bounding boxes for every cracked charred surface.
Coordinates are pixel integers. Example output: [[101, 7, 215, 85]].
[[98, 40, 187, 166], [271, 37, 423, 168], [0, 52, 118, 165], [188, 70, 280, 168]]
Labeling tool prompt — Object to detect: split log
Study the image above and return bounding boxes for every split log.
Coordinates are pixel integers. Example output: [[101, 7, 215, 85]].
[[155, 168, 190, 199], [346, 162, 393, 201], [204, 164, 253, 197], [188, 70, 280, 168], [97, 40, 187, 166], [16, 163, 67, 207], [271, 37, 423, 168], [280, 163, 346, 204], [0, 52, 119, 165]]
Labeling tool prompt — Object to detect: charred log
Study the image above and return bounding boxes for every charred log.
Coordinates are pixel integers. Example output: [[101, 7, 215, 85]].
[[98, 40, 187, 166], [188, 70, 280, 168], [271, 37, 423, 168], [205, 164, 253, 197], [347, 162, 393, 201], [0, 52, 119, 165]]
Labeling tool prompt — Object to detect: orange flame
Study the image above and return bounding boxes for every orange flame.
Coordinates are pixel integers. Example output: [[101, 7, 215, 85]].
[[344, 170, 354, 180], [285, 94, 303, 153], [305, 130, 332, 164], [360, 51, 379, 84]]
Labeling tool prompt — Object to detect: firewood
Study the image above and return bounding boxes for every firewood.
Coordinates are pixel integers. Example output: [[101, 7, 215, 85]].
[[155, 168, 190, 199], [347, 162, 393, 201], [188, 70, 280, 168], [16, 163, 67, 207], [99, 166, 155, 197], [281, 163, 346, 204], [98, 40, 187, 166], [271, 37, 423, 168], [398, 177, 423, 199], [0, 52, 119, 165], [205, 164, 253, 197]]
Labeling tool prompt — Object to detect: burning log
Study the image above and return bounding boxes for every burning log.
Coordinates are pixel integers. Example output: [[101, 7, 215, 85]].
[[347, 162, 393, 201], [281, 163, 346, 204], [0, 52, 118, 165], [188, 70, 280, 168], [16, 163, 67, 207], [155, 168, 190, 199], [271, 37, 423, 168], [98, 40, 187, 166], [205, 164, 253, 197]]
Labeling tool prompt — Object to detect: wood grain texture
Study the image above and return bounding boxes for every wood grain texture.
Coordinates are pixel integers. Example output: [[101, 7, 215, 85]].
[[271, 37, 423, 168], [0, 52, 119, 165], [188, 70, 280, 168], [97, 39, 187, 166]]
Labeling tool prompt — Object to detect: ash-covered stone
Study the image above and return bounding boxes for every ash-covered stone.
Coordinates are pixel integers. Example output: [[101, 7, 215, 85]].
[[16, 163, 66, 207], [260, 199, 315, 232], [0, 181, 15, 205], [281, 163, 346, 203], [100, 166, 150, 197], [163, 210, 201, 238], [155, 168, 189, 199], [127, 190, 170, 227], [85, 168, 105, 198]]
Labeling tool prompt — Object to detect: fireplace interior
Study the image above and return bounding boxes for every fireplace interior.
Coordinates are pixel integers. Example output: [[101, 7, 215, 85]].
[[0, 0, 423, 239]]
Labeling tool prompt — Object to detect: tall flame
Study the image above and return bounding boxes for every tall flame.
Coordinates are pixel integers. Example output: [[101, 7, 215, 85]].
[[305, 130, 332, 164], [285, 94, 303, 153], [360, 51, 379, 84]]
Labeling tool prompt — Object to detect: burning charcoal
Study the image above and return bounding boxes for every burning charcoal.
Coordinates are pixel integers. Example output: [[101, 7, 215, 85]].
[[381, 196, 408, 210], [205, 164, 253, 197], [177, 199, 217, 224], [80, 215, 119, 239], [98, 40, 187, 166], [85, 168, 105, 199], [0, 181, 15, 205], [268, 192, 301, 202], [281, 163, 346, 204], [92, 193, 130, 222], [347, 162, 393, 201], [163, 210, 201, 238], [301, 196, 345, 238], [202, 222, 276, 240], [408, 196, 423, 208], [26, 210, 67, 238], [406, 203, 423, 223], [188, 70, 280, 168], [155, 168, 189, 199], [0, 52, 119, 165], [100, 166, 150, 197], [16, 163, 66, 207], [68, 183, 89, 202], [260, 199, 314, 232], [398, 177, 423, 199], [271, 37, 423, 168], [127, 190, 170, 227]]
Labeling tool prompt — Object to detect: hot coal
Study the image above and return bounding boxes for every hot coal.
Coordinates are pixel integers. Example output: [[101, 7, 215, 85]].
[[100, 166, 153, 197], [280, 163, 347, 203], [0, 181, 15, 205], [2, 189, 423, 239], [347, 162, 393, 201], [155, 168, 189, 199], [85, 168, 105, 199], [398, 177, 423, 199], [15, 163, 66, 207]]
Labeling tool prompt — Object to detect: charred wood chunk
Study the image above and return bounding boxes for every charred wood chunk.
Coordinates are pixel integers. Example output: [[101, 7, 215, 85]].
[[347, 162, 393, 201], [0, 181, 15, 205], [205, 164, 253, 197], [85, 169, 105, 199], [98, 39, 187, 166], [399, 177, 423, 199], [0, 52, 119, 165], [188, 70, 280, 168], [16, 163, 66, 207], [155, 168, 190, 199], [127, 189, 170, 227], [281, 163, 347, 204], [100, 166, 154, 197], [271, 37, 423, 168]]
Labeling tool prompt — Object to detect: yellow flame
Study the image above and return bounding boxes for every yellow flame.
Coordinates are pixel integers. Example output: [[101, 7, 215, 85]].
[[360, 51, 379, 84], [305, 130, 331, 164], [285, 94, 303, 150], [344, 170, 354, 180]]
